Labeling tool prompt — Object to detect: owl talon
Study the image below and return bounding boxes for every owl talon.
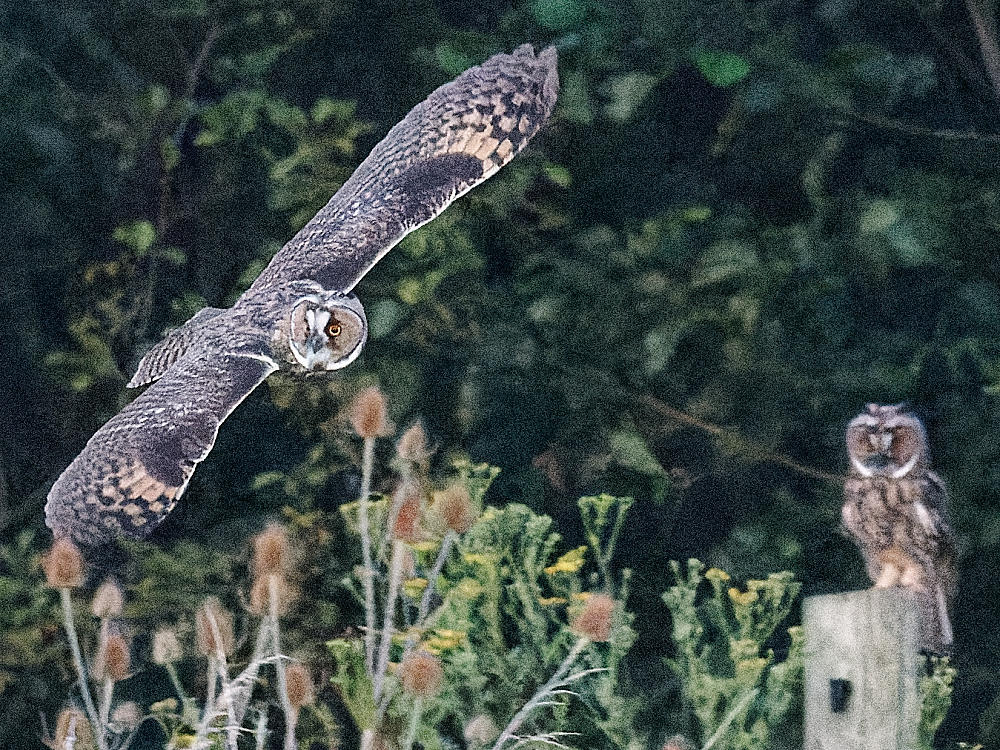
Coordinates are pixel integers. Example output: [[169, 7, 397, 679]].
[[899, 566, 924, 589], [874, 562, 901, 588]]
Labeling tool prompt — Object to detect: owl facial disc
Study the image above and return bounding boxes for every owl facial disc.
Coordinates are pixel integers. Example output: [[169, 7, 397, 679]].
[[289, 292, 368, 371]]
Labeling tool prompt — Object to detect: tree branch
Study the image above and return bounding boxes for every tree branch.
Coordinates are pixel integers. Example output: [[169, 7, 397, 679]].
[[638, 395, 843, 485]]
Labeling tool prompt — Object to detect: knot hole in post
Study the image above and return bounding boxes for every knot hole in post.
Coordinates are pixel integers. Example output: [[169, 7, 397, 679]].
[[830, 678, 852, 713]]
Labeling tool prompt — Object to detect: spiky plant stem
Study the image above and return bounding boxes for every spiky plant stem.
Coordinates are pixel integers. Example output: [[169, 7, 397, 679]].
[[359, 436, 377, 675], [490, 638, 592, 750], [403, 697, 423, 750], [58, 588, 109, 750], [99, 678, 113, 729], [268, 574, 296, 750], [194, 608, 236, 750], [165, 661, 199, 727], [373, 539, 405, 703], [418, 531, 455, 623]]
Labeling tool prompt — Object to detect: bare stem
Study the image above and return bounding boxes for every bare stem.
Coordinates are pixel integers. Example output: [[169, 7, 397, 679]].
[[165, 662, 200, 727], [194, 659, 218, 747], [403, 697, 423, 750], [58, 588, 109, 750], [700, 688, 759, 750], [99, 678, 113, 729], [254, 709, 268, 750], [418, 531, 455, 624], [269, 575, 295, 750], [359, 436, 377, 675], [966, 0, 1000, 101], [373, 540, 406, 703], [195, 607, 235, 749]]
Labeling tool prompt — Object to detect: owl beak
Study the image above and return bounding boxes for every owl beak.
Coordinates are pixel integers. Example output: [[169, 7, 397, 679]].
[[306, 330, 330, 362]]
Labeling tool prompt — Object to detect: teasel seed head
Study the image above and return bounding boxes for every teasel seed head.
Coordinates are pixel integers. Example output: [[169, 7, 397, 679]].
[[396, 421, 432, 466], [252, 523, 290, 578], [392, 482, 423, 543], [398, 650, 444, 697], [571, 593, 615, 642], [95, 632, 131, 682], [42, 538, 84, 589], [350, 386, 392, 439], [464, 714, 500, 745], [152, 627, 183, 665], [285, 662, 315, 709], [195, 597, 234, 657], [662, 735, 696, 750], [249, 573, 297, 617], [434, 484, 477, 534], [111, 701, 142, 730], [91, 579, 124, 619]]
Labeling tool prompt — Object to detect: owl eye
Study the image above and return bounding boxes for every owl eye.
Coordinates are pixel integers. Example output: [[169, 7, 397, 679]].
[[325, 320, 342, 337]]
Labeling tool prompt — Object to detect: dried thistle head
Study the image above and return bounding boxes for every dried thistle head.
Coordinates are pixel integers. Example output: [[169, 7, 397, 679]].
[[195, 597, 234, 657], [350, 386, 392, 439], [42, 538, 84, 589], [398, 650, 444, 697], [396, 421, 432, 466], [152, 627, 183, 665], [249, 573, 298, 617], [91, 579, 124, 619], [434, 484, 477, 534], [252, 523, 290, 578], [392, 483, 423, 543], [53, 708, 95, 750], [110, 701, 142, 731], [464, 713, 500, 745], [662, 735, 696, 750], [285, 662, 315, 709], [571, 593, 615, 642], [95, 632, 131, 682]]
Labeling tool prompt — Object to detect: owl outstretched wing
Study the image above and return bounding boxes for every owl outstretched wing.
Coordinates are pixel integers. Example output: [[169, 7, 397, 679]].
[[247, 44, 559, 295], [45, 351, 277, 544]]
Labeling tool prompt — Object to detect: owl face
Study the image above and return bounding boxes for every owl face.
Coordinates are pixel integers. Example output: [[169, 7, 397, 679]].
[[845, 403, 928, 478], [288, 292, 367, 371]]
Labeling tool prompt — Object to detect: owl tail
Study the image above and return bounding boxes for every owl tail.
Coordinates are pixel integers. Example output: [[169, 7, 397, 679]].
[[917, 584, 954, 653]]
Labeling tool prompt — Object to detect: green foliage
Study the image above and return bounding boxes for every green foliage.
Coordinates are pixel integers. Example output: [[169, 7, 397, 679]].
[[920, 656, 957, 750], [662, 559, 803, 749]]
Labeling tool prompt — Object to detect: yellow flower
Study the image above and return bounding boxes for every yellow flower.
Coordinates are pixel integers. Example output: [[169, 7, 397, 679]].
[[705, 568, 731, 582], [538, 596, 568, 606], [403, 578, 428, 599], [544, 546, 587, 575], [424, 629, 467, 652], [454, 578, 484, 598], [728, 587, 759, 606]]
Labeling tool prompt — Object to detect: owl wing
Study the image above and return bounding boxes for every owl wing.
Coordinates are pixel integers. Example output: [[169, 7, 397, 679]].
[[45, 350, 277, 544], [247, 44, 558, 294]]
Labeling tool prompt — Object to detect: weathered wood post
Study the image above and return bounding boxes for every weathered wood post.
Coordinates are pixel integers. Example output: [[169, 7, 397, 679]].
[[803, 588, 921, 750]]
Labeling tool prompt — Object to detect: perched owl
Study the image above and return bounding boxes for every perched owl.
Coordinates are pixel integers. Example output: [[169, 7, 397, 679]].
[[45, 45, 559, 544], [842, 403, 957, 651]]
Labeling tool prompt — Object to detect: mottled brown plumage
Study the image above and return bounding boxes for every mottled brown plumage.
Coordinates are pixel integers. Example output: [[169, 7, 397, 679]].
[[842, 403, 957, 651], [46, 46, 559, 544]]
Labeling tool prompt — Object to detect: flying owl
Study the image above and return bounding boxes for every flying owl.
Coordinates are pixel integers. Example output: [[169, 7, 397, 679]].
[[45, 45, 559, 544], [842, 403, 957, 651]]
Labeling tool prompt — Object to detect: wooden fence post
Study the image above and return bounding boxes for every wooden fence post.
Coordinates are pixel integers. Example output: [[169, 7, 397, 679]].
[[803, 588, 921, 750]]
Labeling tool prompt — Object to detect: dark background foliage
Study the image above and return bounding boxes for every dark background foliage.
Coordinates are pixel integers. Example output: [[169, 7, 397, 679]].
[[2, 0, 1000, 746]]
